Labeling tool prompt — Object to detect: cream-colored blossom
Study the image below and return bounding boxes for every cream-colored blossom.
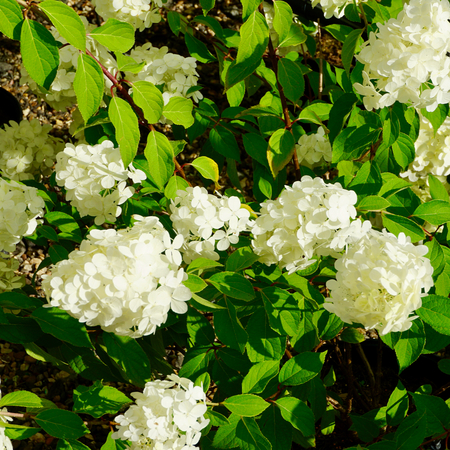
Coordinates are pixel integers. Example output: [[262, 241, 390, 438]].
[[295, 127, 332, 168]]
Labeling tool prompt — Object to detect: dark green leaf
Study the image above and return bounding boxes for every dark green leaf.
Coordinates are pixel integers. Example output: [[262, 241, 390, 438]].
[[276, 397, 315, 437], [35, 409, 88, 440], [0, 0, 23, 40], [279, 351, 326, 386]]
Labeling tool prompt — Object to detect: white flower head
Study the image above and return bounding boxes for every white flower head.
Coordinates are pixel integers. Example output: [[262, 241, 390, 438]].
[[55, 140, 146, 225], [251, 176, 370, 274], [0, 254, 25, 292], [169, 187, 253, 263], [42, 216, 192, 338], [0, 119, 63, 180], [112, 374, 209, 450], [0, 178, 45, 252], [354, 0, 450, 111], [295, 127, 332, 168], [311, 0, 367, 19], [324, 228, 434, 335]]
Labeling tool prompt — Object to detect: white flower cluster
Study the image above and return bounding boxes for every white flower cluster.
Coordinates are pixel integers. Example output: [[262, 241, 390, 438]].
[[0, 382, 13, 450], [354, 0, 450, 112], [324, 229, 433, 335], [55, 140, 146, 225], [295, 127, 332, 168], [126, 43, 203, 105], [0, 119, 62, 181], [0, 254, 25, 292], [91, 0, 162, 31], [0, 178, 45, 253], [401, 115, 450, 182], [42, 216, 192, 338], [251, 176, 370, 274], [113, 374, 209, 450], [170, 187, 253, 263], [263, 2, 309, 56], [20, 17, 117, 111], [311, 0, 366, 19]]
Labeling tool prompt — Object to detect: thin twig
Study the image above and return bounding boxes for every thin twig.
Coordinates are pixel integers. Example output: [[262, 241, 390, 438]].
[[356, 343, 376, 393]]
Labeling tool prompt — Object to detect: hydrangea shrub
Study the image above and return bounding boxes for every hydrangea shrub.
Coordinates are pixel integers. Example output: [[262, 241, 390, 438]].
[[1, 0, 450, 449]]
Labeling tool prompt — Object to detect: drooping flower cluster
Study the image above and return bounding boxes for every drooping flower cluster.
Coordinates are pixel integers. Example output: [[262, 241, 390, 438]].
[[55, 140, 146, 225], [0, 255, 25, 292], [0, 119, 63, 180], [401, 115, 450, 182], [295, 127, 332, 168], [0, 381, 13, 450], [113, 374, 209, 450], [324, 229, 434, 335], [125, 43, 203, 105], [0, 178, 45, 253], [310, 0, 366, 19], [354, 0, 450, 112], [251, 176, 371, 274], [20, 17, 117, 111], [91, 0, 162, 31], [170, 187, 253, 263], [42, 216, 192, 338]]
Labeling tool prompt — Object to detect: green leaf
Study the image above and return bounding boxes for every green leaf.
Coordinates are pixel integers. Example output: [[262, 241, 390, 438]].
[[209, 126, 241, 161], [413, 200, 450, 226], [224, 394, 270, 417], [132, 80, 164, 124], [278, 351, 326, 386], [115, 54, 145, 73], [278, 23, 306, 48], [0, 315, 43, 344], [101, 432, 129, 450], [417, 295, 450, 336], [277, 59, 304, 104], [20, 18, 59, 89], [109, 97, 140, 168], [428, 174, 449, 202], [39, 0, 86, 50], [260, 406, 292, 450], [394, 319, 426, 373], [103, 332, 152, 387], [214, 297, 248, 353], [392, 133, 415, 170], [73, 381, 130, 418], [163, 96, 194, 128], [179, 347, 214, 380], [191, 156, 220, 186], [357, 195, 390, 211], [0, 391, 46, 408], [342, 28, 363, 74], [35, 409, 88, 440], [298, 102, 332, 125], [242, 361, 279, 394], [190, 293, 226, 311], [186, 307, 214, 346], [323, 24, 354, 43], [394, 411, 426, 450], [276, 397, 315, 436], [241, 0, 261, 20], [381, 213, 425, 243], [187, 258, 223, 273], [184, 274, 207, 293], [57, 439, 91, 450], [200, 0, 215, 15], [386, 381, 408, 426], [209, 272, 255, 301], [236, 416, 272, 450], [267, 128, 296, 178], [32, 307, 93, 348], [420, 104, 449, 134], [226, 247, 260, 272], [212, 413, 240, 449], [0, 0, 23, 40], [144, 130, 174, 190], [328, 93, 358, 143], [0, 292, 42, 310], [411, 392, 450, 436], [89, 18, 134, 52], [185, 32, 216, 63], [340, 328, 365, 344], [164, 175, 189, 199], [1, 423, 41, 441], [49, 245, 69, 264], [243, 133, 269, 169], [74, 53, 104, 122], [272, 1, 293, 42]]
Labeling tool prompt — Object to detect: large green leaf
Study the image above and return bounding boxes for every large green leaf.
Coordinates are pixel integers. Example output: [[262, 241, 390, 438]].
[[144, 130, 174, 190], [20, 18, 59, 89], [39, 0, 86, 50], [89, 18, 134, 52], [0, 391, 46, 408], [276, 397, 315, 437], [278, 351, 326, 386], [209, 126, 241, 161], [236, 416, 272, 450], [242, 361, 280, 394], [209, 272, 255, 301], [342, 28, 363, 74], [417, 295, 450, 336], [163, 96, 194, 128], [272, 1, 293, 42], [224, 394, 270, 417], [74, 53, 104, 122], [0, 0, 23, 40], [278, 59, 304, 104], [267, 128, 296, 178], [381, 213, 425, 243], [413, 200, 450, 226], [131, 80, 164, 124], [386, 381, 408, 426], [393, 319, 426, 373], [35, 409, 88, 440]]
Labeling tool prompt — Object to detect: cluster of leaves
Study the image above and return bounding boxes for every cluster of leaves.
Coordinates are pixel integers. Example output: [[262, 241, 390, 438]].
[[2, 0, 450, 449]]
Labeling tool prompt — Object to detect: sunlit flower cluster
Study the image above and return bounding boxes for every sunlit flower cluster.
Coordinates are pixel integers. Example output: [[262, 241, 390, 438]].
[[170, 187, 253, 263], [20, 17, 117, 110], [295, 127, 332, 168], [55, 140, 146, 225], [0, 119, 63, 180], [0, 254, 25, 292], [354, 0, 450, 112], [0, 381, 13, 450], [0, 178, 45, 253], [126, 43, 203, 105], [311, 0, 366, 19], [251, 176, 370, 274], [263, 2, 309, 56], [42, 216, 192, 338], [401, 115, 450, 182], [113, 374, 209, 450], [325, 229, 433, 335], [91, 0, 162, 31]]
